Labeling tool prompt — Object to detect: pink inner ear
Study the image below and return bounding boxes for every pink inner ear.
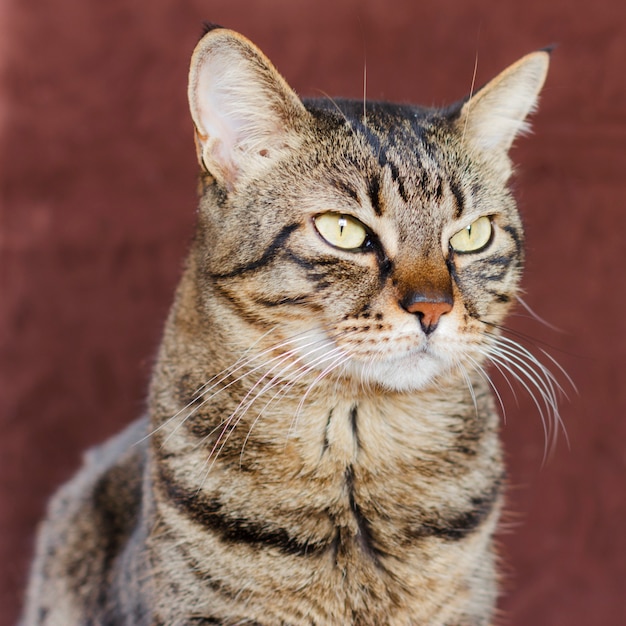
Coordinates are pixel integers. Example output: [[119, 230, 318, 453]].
[[194, 58, 251, 182], [189, 36, 308, 185], [197, 64, 238, 148]]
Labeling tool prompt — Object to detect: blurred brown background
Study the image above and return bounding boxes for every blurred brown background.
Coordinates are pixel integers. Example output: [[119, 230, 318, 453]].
[[1, 0, 624, 624]]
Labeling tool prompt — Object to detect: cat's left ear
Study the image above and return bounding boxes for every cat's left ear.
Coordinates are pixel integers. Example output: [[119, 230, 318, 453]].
[[188, 27, 311, 189], [456, 50, 550, 178]]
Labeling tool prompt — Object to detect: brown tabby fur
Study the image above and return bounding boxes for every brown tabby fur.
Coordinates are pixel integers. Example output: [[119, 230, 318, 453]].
[[21, 26, 550, 626]]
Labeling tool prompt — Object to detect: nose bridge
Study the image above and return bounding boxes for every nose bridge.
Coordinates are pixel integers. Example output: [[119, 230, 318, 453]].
[[394, 246, 452, 297], [394, 248, 454, 334]]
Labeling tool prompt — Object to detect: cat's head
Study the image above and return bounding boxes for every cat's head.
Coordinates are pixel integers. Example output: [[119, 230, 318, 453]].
[[186, 27, 549, 393]]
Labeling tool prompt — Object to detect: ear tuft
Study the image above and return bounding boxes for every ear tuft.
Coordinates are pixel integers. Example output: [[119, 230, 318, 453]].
[[200, 22, 224, 39], [457, 50, 550, 174], [188, 29, 309, 188]]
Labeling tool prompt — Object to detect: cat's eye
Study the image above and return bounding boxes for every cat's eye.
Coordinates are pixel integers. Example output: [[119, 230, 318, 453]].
[[449, 216, 493, 253], [314, 212, 368, 250]]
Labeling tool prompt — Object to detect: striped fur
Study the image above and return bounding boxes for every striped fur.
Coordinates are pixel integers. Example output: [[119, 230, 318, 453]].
[[22, 28, 551, 625]]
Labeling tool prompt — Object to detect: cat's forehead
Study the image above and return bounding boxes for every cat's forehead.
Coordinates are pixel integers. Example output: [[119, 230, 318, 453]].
[[306, 98, 442, 156], [304, 98, 474, 230]]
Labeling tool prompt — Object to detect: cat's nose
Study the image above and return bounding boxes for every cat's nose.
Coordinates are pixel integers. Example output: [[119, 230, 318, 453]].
[[401, 295, 453, 335]]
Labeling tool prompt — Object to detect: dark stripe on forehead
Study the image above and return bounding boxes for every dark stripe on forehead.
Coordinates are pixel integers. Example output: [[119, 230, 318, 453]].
[[367, 174, 383, 215], [359, 120, 383, 153], [419, 134, 440, 162], [383, 156, 409, 203], [360, 124, 409, 204], [434, 177, 444, 202], [450, 179, 465, 218], [333, 179, 359, 201]]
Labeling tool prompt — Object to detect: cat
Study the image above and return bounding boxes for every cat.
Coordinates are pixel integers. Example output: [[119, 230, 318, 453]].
[[21, 24, 554, 626]]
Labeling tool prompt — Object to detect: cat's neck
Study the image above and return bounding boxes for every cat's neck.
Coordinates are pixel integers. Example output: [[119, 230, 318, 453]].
[[148, 256, 495, 477]]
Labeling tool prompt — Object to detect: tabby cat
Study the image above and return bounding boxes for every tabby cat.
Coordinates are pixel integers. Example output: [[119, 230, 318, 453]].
[[21, 25, 553, 626]]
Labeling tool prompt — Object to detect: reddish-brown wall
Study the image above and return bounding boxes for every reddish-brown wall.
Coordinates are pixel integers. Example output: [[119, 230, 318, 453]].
[[1, 1, 624, 624]]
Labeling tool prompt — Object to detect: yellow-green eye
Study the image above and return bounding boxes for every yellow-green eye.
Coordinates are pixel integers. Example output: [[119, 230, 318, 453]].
[[449, 216, 493, 253], [314, 212, 368, 250]]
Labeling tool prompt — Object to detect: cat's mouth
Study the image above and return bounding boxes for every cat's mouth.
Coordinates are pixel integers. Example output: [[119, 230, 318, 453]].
[[291, 322, 461, 392]]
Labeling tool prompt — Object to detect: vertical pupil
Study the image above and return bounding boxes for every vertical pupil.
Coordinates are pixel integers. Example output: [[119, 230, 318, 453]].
[[338, 216, 347, 236]]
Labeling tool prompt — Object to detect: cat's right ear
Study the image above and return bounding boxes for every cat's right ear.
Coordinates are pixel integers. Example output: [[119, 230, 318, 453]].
[[188, 29, 310, 189]]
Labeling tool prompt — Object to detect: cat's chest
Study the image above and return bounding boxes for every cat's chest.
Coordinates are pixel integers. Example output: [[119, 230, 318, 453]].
[[270, 394, 469, 541], [150, 388, 498, 624]]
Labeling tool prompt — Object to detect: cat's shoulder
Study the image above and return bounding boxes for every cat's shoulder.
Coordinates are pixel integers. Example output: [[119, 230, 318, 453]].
[[22, 418, 149, 624]]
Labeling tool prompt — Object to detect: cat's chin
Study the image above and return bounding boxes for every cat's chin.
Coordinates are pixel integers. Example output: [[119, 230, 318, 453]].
[[342, 351, 455, 393]]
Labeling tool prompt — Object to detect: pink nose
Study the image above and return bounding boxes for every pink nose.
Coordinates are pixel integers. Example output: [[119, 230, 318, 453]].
[[403, 299, 453, 335]]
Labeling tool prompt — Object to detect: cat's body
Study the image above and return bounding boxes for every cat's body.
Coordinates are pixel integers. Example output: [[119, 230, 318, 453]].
[[21, 27, 551, 626]]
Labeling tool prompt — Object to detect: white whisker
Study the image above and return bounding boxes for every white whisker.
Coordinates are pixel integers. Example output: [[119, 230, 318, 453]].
[[161, 332, 327, 447], [488, 339, 566, 446], [516, 295, 563, 332], [135, 327, 281, 446], [480, 330, 570, 459], [485, 351, 551, 448], [193, 330, 351, 485], [464, 353, 508, 417], [456, 359, 479, 417], [287, 350, 351, 440], [241, 348, 349, 463], [195, 336, 335, 476]]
